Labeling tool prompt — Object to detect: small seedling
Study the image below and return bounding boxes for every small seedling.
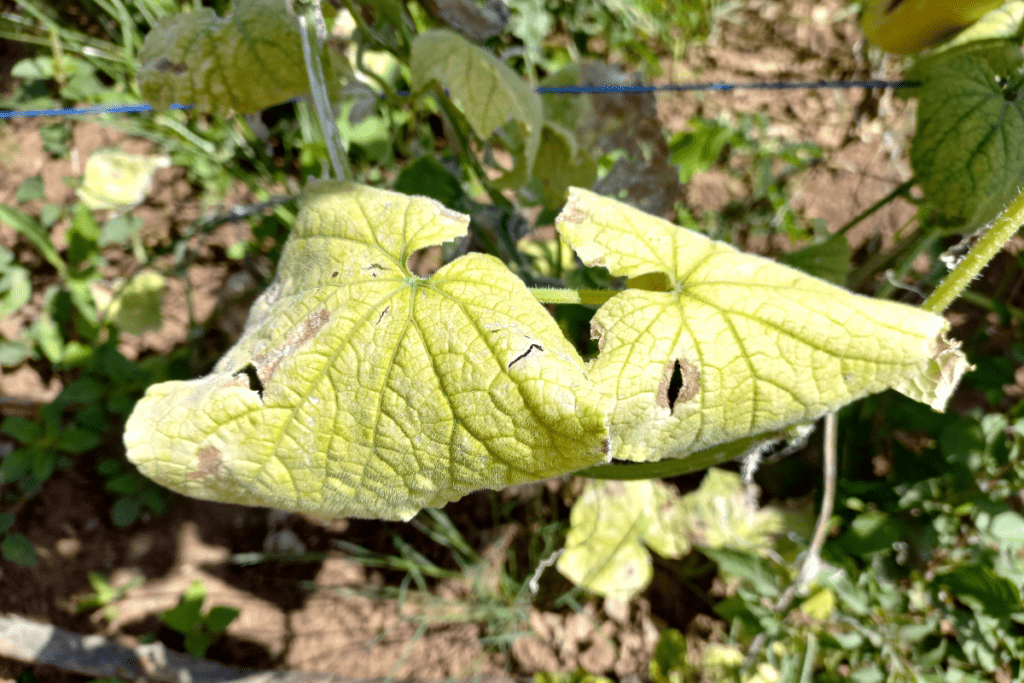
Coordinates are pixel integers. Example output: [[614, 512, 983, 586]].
[[159, 579, 240, 658]]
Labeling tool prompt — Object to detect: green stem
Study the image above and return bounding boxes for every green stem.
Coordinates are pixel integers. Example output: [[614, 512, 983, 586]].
[[922, 185, 1024, 314], [528, 288, 615, 306], [293, 1, 352, 180], [837, 178, 915, 236]]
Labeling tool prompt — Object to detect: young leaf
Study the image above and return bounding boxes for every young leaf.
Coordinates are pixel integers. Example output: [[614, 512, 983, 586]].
[[137, 0, 323, 116], [125, 182, 610, 521], [411, 29, 543, 182], [557, 187, 970, 464]]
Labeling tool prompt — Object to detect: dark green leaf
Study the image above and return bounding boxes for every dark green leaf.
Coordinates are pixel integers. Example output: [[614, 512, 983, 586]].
[[911, 55, 1024, 228], [938, 563, 1023, 616], [205, 605, 240, 633], [1, 533, 37, 566], [394, 156, 466, 209], [110, 496, 142, 528], [701, 547, 781, 598], [55, 427, 102, 454], [0, 512, 14, 535], [1, 416, 40, 445], [56, 377, 105, 405]]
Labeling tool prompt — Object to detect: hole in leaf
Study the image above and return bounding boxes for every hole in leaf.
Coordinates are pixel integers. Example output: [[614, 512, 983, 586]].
[[236, 364, 264, 399], [656, 358, 700, 414], [666, 360, 683, 410]]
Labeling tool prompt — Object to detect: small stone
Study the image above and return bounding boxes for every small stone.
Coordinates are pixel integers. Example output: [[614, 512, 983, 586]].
[[579, 637, 616, 674], [603, 597, 630, 625], [512, 635, 562, 673]]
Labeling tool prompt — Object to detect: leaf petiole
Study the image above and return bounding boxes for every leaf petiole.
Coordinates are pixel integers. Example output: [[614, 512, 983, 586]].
[[923, 184, 1024, 314], [528, 288, 615, 306]]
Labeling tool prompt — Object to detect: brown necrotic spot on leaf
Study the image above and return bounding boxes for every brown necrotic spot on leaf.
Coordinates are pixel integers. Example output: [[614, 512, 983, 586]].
[[250, 307, 331, 386], [187, 445, 223, 481], [154, 57, 188, 75], [656, 359, 700, 413], [375, 305, 390, 326], [561, 206, 587, 224]]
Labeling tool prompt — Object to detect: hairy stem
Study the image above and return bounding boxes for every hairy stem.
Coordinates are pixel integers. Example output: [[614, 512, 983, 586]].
[[922, 186, 1024, 314]]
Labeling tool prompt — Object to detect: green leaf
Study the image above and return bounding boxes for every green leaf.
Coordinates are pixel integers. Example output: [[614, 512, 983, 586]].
[[125, 181, 610, 521], [557, 187, 970, 463], [556, 479, 690, 601], [393, 156, 466, 209], [137, 0, 322, 116], [701, 547, 782, 598], [16, 175, 45, 203], [204, 605, 240, 633], [0, 255, 32, 320], [92, 270, 167, 335], [411, 29, 543, 183], [531, 124, 597, 210], [911, 55, 1024, 229], [650, 628, 687, 683], [989, 510, 1024, 548], [55, 428, 102, 454], [110, 496, 142, 527], [0, 204, 66, 276], [161, 581, 206, 633], [937, 563, 1023, 616], [2, 416, 41, 445], [76, 150, 170, 211], [779, 232, 852, 286], [1, 533, 37, 566], [100, 214, 143, 247], [0, 340, 31, 367], [0, 512, 14, 535], [838, 509, 903, 556]]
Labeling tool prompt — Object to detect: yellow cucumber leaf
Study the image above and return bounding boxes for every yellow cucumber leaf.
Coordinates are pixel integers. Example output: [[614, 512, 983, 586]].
[[557, 468, 783, 600], [557, 187, 970, 464], [124, 181, 610, 521], [76, 150, 170, 211], [410, 29, 543, 182], [138, 0, 325, 116], [556, 479, 689, 601]]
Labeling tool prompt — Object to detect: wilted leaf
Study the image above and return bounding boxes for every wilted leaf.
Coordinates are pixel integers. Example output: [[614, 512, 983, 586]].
[[138, 0, 324, 116], [77, 150, 170, 211], [675, 469, 782, 553], [558, 187, 969, 463], [125, 182, 609, 521], [911, 55, 1024, 229], [411, 29, 543, 183], [556, 479, 689, 600]]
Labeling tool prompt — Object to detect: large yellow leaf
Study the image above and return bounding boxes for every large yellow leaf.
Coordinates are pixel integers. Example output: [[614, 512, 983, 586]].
[[124, 182, 609, 520], [557, 187, 970, 464]]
